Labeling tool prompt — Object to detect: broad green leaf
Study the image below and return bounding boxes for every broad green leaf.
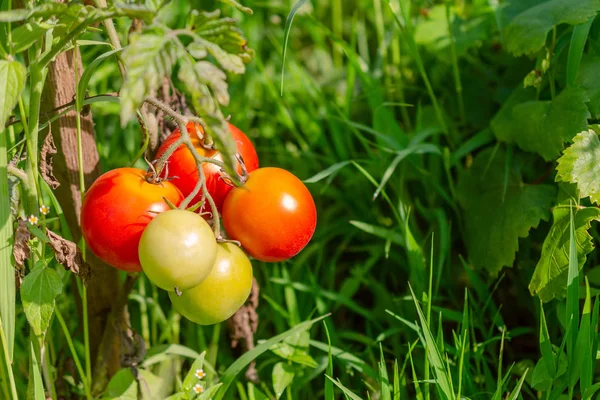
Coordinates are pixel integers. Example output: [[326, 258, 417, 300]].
[[530, 183, 600, 302], [491, 86, 537, 142], [577, 56, 600, 119], [11, 22, 54, 54], [504, 0, 600, 56], [0, 59, 26, 132], [493, 87, 589, 161], [20, 267, 63, 337], [556, 129, 600, 204], [26, 341, 45, 400], [120, 29, 179, 125], [137, 369, 167, 400], [272, 362, 295, 399], [457, 148, 556, 274], [101, 368, 138, 400]]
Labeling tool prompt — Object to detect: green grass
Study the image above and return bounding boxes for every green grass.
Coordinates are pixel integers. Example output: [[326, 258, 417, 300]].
[[3, 0, 600, 399]]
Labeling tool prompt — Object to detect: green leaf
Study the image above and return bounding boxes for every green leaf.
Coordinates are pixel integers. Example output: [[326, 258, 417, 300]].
[[199, 383, 223, 399], [492, 87, 590, 161], [188, 38, 245, 74], [181, 351, 206, 391], [557, 129, 600, 204], [219, 0, 253, 14], [178, 59, 229, 106], [272, 362, 295, 399], [504, 0, 600, 56], [142, 344, 200, 368], [120, 29, 179, 126], [77, 48, 122, 112], [0, 59, 26, 132], [20, 267, 63, 337], [577, 55, 600, 119], [457, 148, 556, 274], [529, 183, 600, 302], [101, 368, 138, 400], [325, 376, 363, 400], [11, 22, 54, 54]]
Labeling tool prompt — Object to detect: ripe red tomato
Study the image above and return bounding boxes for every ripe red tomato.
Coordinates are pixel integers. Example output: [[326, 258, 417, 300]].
[[81, 167, 184, 272], [154, 122, 259, 214], [222, 167, 317, 262]]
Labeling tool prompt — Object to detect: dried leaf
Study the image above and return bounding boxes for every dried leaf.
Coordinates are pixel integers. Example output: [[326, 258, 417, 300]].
[[40, 130, 60, 189], [46, 229, 91, 283], [13, 219, 30, 288]]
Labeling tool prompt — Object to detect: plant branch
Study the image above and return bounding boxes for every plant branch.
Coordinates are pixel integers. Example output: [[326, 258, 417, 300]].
[[142, 96, 228, 238], [7, 165, 27, 183]]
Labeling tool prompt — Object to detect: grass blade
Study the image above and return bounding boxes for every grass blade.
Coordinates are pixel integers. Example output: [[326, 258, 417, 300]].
[[0, 124, 14, 363], [566, 206, 580, 394], [408, 284, 454, 400], [324, 322, 334, 400], [506, 369, 528, 400], [280, 0, 310, 95], [566, 17, 594, 87], [214, 314, 330, 400], [325, 375, 363, 400]]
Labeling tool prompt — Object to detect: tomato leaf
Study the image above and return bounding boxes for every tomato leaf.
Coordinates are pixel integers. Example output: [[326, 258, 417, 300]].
[[530, 183, 600, 302], [457, 148, 556, 274], [120, 28, 180, 126], [556, 128, 600, 204], [504, 0, 600, 56], [20, 266, 63, 337], [492, 87, 590, 161], [0, 59, 26, 133], [11, 21, 54, 54]]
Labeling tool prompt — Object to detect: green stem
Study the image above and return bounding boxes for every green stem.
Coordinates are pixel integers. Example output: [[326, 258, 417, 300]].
[[55, 306, 89, 397], [73, 40, 93, 397], [0, 318, 17, 400], [138, 277, 150, 348], [445, 0, 465, 124]]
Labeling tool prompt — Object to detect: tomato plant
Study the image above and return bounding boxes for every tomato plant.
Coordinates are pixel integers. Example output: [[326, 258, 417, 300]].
[[154, 121, 259, 213], [169, 242, 253, 325], [222, 167, 317, 262], [139, 209, 218, 291], [81, 168, 184, 272]]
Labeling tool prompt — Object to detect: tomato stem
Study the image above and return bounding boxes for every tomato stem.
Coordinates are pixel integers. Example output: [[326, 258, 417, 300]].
[[143, 95, 226, 239]]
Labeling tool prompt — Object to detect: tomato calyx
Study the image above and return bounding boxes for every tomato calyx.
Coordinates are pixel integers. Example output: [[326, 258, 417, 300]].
[[216, 236, 241, 247]]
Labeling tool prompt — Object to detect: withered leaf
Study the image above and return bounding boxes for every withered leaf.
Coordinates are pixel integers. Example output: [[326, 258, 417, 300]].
[[46, 229, 91, 283], [40, 129, 60, 189], [13, 219, 30, 288]]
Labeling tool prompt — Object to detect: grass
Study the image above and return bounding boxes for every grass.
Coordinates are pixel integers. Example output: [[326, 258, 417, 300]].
[[2, 0, 600, 399]]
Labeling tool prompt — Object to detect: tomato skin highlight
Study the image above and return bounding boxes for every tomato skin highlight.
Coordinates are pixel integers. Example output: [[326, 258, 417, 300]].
[[222, 167, 317, 262], [169, 243, 253, 325], [138, 209, 218, 291], [80, 167, 184, 272], [154, 122, 259, 213]]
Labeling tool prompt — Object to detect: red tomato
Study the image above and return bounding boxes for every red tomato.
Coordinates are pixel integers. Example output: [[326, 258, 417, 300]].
[[81, 167, 184, 272], [154, 122, 259, 214], [222, 167, 317, 262]]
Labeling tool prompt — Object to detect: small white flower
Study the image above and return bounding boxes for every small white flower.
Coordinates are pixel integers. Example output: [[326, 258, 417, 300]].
[[193, 383, 204, 394], [28, 215, 39, 225], [195, 368, 206, 379], [39, 205, 50, 215]]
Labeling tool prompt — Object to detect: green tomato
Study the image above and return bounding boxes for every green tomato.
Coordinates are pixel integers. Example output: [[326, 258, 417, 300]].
[[139, 209, 217, 291], [169, 243, 253, 325]]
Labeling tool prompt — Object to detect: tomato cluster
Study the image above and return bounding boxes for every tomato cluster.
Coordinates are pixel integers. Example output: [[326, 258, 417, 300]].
[[80, 122, 316, 325]]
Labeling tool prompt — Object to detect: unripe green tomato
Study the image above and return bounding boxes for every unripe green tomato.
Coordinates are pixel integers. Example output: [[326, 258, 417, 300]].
[[169, 243, 253, 325], [139, 209, 217, 291]]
